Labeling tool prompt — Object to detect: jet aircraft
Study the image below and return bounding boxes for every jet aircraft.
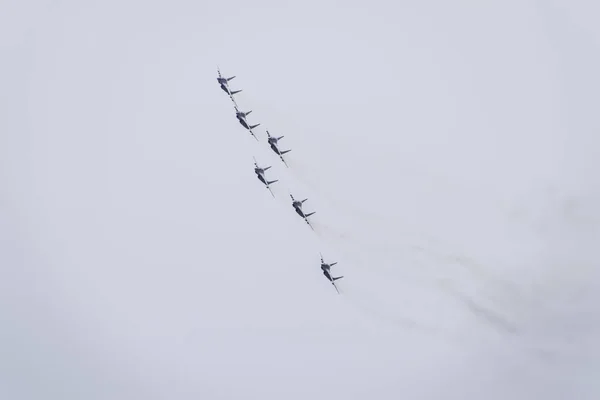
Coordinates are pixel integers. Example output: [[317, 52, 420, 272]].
[[254, 157, 278, 197], [216, 67, 242, 98], [266, 130, 291, 167], [320, 253, 343, 294], [290, 194, 315, 229], [236, 107, 260, 140]]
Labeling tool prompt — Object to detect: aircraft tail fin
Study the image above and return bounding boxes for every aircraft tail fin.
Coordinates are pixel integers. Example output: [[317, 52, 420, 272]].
[[333, 276, 343, 281], [330, 262, 338, 267], [230, 89, 242, 95], [277, 135, 284, 140], [301, 198, 308, 203], [250, 123, 260, 129], [280, 149, 291, 155], [305, 211, 316, 217], [267, 179, 278, 185], [227, 76, 236, 81]]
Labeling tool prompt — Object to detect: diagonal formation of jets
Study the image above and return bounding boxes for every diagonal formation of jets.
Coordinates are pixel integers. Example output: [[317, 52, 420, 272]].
[[217, 67, 343, 294]]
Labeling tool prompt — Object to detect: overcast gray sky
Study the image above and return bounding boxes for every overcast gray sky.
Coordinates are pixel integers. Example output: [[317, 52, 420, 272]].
[[1, 0, 599, 399]]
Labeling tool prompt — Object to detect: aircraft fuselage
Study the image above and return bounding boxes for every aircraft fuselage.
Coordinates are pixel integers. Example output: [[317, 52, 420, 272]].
[[238, 118, 250, 130], [293, 206, 305, 218], [256, 173, 267, 186], [269, 144, 281, 155]]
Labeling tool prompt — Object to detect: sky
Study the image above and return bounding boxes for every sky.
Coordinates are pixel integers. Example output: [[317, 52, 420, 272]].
[[1, 0, 599, 399]]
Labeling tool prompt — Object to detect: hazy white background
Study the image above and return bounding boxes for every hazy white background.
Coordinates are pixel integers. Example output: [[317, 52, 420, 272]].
[[1, 0, 599, 399]]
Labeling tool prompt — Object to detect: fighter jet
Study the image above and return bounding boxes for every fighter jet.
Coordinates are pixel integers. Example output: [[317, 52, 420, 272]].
[[236, 107, 260, 141], [216, 67, 242, 98], [254, 157, 278, 197], [320, 253, 343, 294], [266, 130, 291, 167], [290, 194, 315, 229]]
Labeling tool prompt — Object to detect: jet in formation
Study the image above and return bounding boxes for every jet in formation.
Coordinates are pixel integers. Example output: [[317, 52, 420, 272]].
[[320, 253, 343, 294], [236, 107, 260, 141], [254, 157, 278, 197], [266, 130, 291, 167], [216, 68, 242, 98], [216, 67, 348, 289], [290, 194, 315, 229]]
